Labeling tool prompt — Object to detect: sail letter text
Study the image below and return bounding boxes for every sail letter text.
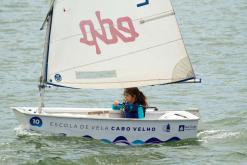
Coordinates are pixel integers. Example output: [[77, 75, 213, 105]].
[[79, 11, 139, 54]]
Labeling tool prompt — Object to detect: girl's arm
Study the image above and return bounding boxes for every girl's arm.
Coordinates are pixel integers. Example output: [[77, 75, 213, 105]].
[[112, 101, 123, 110], [137, 106, 145, 119]]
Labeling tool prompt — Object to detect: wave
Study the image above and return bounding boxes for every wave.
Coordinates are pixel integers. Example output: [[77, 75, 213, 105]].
[[197, 129, 241, 142], [14, 126, 42, 137]]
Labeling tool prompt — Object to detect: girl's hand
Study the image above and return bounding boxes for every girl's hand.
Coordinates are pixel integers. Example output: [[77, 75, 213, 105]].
[[113, 100, 119, 106]]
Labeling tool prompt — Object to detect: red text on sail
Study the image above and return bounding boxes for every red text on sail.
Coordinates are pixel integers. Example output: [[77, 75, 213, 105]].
[[79, 11, 139, 55]]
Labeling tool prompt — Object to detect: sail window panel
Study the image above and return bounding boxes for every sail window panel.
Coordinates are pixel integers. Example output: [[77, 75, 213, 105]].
[[75, 70, 117, 79]]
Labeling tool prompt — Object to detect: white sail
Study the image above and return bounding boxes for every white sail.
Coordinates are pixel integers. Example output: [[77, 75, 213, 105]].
[[45, 0, 195, 89]]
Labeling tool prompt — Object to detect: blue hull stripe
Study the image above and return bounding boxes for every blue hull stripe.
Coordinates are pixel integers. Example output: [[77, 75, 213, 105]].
[[83, 135, 181, 145]]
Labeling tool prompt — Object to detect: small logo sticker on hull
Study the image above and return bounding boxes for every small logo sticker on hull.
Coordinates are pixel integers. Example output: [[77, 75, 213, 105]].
[[163, 124, 171, 132], [179, 125, 185, 131]]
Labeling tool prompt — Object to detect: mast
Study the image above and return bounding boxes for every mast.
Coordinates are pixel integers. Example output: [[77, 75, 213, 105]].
[[38, 1, 54, 113]]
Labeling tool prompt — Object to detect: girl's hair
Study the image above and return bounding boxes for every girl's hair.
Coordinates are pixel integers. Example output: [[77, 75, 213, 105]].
[[124, 87, 148, 108]]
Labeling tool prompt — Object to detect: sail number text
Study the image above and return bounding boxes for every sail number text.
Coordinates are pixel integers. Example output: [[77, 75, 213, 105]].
[[79, 11, 139, 55]]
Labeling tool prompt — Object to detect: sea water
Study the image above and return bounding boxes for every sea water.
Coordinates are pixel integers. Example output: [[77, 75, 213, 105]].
[[0, 0, 246, 164]]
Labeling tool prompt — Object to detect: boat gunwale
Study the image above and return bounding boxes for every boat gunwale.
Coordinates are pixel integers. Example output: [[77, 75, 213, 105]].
[[12, 107, 200, 121]]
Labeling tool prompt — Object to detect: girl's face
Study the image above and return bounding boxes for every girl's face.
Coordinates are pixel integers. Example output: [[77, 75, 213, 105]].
[[124, 93, 136, 104]]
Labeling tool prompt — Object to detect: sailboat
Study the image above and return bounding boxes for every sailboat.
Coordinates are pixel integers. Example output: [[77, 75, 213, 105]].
[[12, 0, 201, 145]]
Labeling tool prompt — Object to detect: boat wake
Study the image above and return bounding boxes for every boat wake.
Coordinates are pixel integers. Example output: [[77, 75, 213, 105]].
[[14, 126, 43, 137], [197, 129, 240, 143]]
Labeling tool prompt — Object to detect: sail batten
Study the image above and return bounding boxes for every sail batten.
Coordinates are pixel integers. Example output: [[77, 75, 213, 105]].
[[139, 11, 175, 24], [45, 0, 196, 89]]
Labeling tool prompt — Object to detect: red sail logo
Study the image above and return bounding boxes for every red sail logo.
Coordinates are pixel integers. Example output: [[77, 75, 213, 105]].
[[79, 11, 139, 55]]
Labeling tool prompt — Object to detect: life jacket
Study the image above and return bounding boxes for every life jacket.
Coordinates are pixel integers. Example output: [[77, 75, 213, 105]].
[[123, 102, 143, 118], [112, 102, 145, 118]]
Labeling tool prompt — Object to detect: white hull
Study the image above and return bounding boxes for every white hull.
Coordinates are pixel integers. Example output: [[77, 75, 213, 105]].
[[12, 107, 199, 145]]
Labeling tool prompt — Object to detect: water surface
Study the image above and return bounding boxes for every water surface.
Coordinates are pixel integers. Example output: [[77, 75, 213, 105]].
[[0, 0, 246, 164]]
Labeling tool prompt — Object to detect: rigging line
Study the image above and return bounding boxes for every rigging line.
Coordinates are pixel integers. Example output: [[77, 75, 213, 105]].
[[49, 10, 175, 43], [49, 38, 182, 75]]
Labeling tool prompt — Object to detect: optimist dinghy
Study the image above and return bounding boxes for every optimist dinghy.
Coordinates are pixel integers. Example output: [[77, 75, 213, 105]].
[[13, 0, 200, 145]]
